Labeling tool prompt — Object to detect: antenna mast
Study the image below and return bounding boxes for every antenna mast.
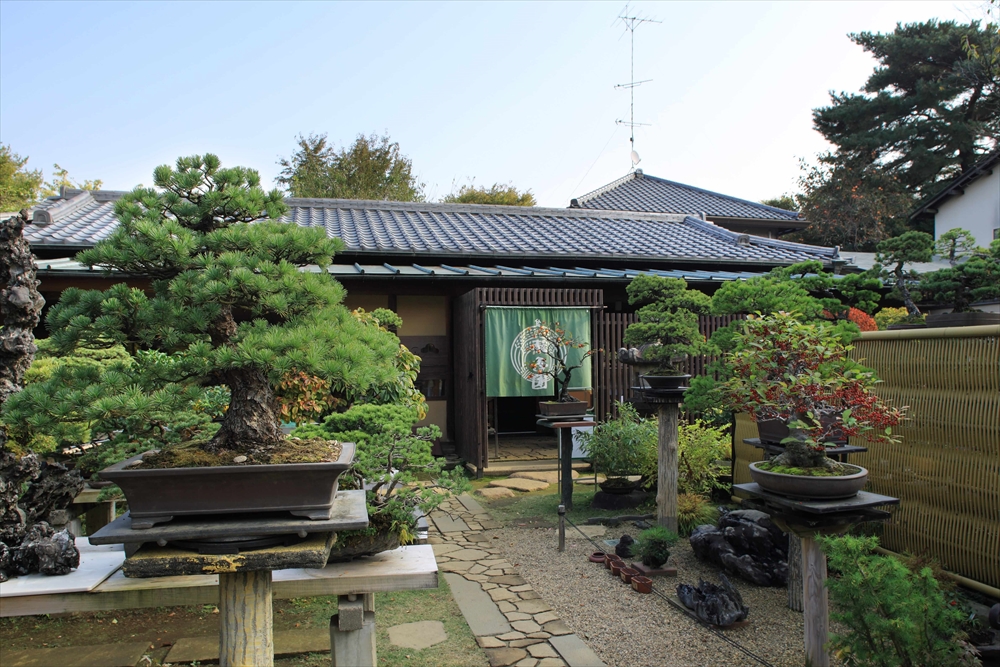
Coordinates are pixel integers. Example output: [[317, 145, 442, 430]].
[[615, 4, 659, 169]]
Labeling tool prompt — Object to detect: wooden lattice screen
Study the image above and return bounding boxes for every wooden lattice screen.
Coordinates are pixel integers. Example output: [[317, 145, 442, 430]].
[[733, 325, 1000, 590]]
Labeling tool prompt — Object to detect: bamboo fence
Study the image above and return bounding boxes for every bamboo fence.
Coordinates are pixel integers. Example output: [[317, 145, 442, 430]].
[[732, 325, 1000, 590]]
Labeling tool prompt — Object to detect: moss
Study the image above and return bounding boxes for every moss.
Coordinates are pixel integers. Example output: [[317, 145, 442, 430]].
[[138, 438, 342, 468], [757, 461, 861, 477]]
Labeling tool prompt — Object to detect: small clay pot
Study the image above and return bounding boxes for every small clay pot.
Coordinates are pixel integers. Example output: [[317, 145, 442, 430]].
[[620, 567, 639, 584], [610, 560, 624, 577], [589, 552, 606, 564], [605, 555, 622, 570], [632, 575, 653, 594]]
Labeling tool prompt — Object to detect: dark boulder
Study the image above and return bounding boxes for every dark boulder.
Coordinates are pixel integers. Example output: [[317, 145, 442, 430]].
[[677, 575, 749, 627], [689, 508, 788, 586], [10, 522, 79, 577], [614, 534, 635, 558]]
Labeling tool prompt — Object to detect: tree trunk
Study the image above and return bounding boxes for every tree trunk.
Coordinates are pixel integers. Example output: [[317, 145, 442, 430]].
[[210, 366, 284, 457], [773, 428, 831, 469]]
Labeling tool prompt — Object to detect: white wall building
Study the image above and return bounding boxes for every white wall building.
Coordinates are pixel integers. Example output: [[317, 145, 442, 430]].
[[912, 150, 1000, 248]]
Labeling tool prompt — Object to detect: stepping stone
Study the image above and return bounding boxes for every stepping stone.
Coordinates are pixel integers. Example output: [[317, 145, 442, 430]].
[[528, 643, 559, 658], [573, 475, 606, 486], [478, 487, 516, 499], [388, 620, 448, 649], [515, 599, 551, 614], [477, 636, 507, 648], [489, 575, 527, 586], [440, 560, 475, 573], [486, 647, 528, 667], [457, 494, 488, 514], [433, 515, 471, 533], [166, 629, 329, 663], [534, 611, 559, 625], [490, 479, 550, 492], [444, 572, 512, 636], [450, 548, 490, 561], [511, 620, 542, 633], [543, 620, 572, 636], [549, 634, 607, 667], [509, 471, 578, 484], [432, 543, 464, 556], [2, 643, 149, 667]]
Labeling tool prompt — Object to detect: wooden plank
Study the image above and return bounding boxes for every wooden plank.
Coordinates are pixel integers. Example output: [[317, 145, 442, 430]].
[[0, 545, 438, 617]]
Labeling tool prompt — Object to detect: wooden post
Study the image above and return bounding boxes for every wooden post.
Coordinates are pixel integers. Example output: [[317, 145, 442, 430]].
[[559, 428, 574, 511], [801, 535, 829, 667], [219, 570, 273, 667], [787, 533, 803, 612], [657, 404, 679, 533]]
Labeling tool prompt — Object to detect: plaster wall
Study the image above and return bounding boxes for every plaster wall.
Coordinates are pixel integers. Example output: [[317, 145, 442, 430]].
[[935, 169, 1000, 247]]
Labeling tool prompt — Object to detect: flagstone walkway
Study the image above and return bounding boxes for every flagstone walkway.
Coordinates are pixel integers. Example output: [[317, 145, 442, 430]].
[[429, 494, 607, 667]]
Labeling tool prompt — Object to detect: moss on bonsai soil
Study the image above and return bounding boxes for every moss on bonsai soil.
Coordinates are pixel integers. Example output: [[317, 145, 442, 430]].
[[136, 438, 343, 468], [757, 460, 861, 477]]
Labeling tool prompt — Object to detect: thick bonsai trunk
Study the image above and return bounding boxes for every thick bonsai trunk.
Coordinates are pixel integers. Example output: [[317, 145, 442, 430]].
[[210, 366, 284, 457], [893, 264, 921, 318], [772, 428, 834, 469]]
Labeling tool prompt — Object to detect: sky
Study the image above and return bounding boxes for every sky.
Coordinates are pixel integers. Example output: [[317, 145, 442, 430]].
[[0, 1, 989, 208]]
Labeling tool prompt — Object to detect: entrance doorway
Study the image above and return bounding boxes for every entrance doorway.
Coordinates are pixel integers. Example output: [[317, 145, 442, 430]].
[[487, 397, 557, 462]]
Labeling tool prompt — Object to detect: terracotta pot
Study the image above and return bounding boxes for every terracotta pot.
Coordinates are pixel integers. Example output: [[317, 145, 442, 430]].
[[631, 575, 653, 594], [589, 552, 606, 564], [99, 443, 356, 529], [604, 555, 618, 570], [610, 560, 624, 576], [749, 461, 868, 500], [620, 567, 639, 584], [539, 400, 587, 417]]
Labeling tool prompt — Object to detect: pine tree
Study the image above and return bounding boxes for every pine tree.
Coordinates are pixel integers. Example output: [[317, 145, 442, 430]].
[[45, 154, 404, 459]]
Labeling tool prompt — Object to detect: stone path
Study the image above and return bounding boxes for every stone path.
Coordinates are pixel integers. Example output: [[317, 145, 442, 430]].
[[430, 494, 606, 667]]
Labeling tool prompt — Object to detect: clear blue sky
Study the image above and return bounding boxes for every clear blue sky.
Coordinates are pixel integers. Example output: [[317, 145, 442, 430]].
[[0, 1, 986, 207]]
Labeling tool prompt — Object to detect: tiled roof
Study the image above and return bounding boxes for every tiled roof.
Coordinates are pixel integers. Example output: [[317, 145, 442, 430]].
[[27, 190, 838, 268], [571, 170, 802, 221]]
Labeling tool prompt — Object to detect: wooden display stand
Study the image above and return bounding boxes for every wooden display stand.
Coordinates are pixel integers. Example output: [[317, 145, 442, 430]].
[[537, 417, 595, 511], [633, 386, 685, 533]]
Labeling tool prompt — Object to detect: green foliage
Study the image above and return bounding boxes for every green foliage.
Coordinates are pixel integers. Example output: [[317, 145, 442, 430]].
[[0, 144, 43, 211], [677, 420, 730, 496], [681, 375, 730, 428], [935, 228, 979, 266], [579, 402, 657, 481], [873, 306, 912, 330], [819, 535, 979, 667], [813, 20, 999, 199], [634, 525, 679, 567], [759, 195, 797, 212], [442, 181, 535, 206], [624, 275, 714, 374], [522, 321, 597, 402], [874, 231, 935, 316], [39, 163, 102, 199], [676, 493, 719, 538], [277, 132, 424, 202], [920, 252, 1000, 312]]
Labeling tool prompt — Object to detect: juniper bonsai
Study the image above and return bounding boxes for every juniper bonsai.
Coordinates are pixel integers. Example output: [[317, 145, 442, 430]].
[[42, 155, 403, 462]]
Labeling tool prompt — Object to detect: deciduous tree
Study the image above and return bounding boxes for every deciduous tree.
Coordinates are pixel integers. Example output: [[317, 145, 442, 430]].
[[0, 145, 43, 212], [442, 181, 535, 206]]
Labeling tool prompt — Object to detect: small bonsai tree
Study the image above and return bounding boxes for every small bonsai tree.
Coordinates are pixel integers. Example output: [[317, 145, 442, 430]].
[[38, 155, 404, 464], [722, 312, 905, 470], [623, 275, 714, 375], [634, 525, 679, 568], [874, 231, 935, 319], [523, 320, 597, 403], [935, 228, 978, 267]]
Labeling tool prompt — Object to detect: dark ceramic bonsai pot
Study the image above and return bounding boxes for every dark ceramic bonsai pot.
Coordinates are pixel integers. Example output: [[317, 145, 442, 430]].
[[539, 400, 587, 417], [639, 374, 691, 390], [748, 461, 868, 500], [100, 442, 356, 529]]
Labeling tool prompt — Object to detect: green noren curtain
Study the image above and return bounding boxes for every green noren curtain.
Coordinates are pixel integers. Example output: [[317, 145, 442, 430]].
[[484, 307, 592, 398]]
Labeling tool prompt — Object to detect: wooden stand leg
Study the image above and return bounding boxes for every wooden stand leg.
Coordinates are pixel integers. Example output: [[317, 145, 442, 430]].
[[801, 536, 829, 667], [656, 404, 679, 533], [787, 533, 803, 612], [559, 428, 574, 511], [219, 570, 273, 667], [331, 594, 376, 667]]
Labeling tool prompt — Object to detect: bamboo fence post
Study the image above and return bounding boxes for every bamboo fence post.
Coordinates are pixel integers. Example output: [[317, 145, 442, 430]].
[[219, 570, 273, 667]]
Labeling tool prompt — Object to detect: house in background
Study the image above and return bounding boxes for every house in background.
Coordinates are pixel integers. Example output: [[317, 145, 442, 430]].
[[910, 149, 1000, 248], [569, 169, 807, 238]]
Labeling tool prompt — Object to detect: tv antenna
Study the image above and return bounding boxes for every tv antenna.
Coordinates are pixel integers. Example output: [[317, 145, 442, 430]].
[[615, 4, 659, 169]]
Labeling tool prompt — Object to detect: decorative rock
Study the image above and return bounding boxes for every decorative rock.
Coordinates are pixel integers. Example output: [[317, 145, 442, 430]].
[[477, 487, 516, 499], [676, 574, 750, 627], [10, 522, 79, 576], [477, 636, 507, 648], [388, 620, 448, 649], [233, 455, 247, 464], [688, 509, 788, 586], [490, 479, 550, 492], [527, 643, 559, 658], [486, 647, 528, 667], [614, 534, 635, 559]]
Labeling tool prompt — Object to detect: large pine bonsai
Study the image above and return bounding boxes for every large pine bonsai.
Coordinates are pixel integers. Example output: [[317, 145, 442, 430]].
[[43, 155, 402, 462]]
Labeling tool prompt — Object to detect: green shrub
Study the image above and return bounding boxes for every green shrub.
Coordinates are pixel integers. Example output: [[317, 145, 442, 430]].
[[676, 493, 719, 537], [634, 525, 679, 568], [678, 420, 730, 496], [819, 535, 978, 667], [578, 402, 657, 483]]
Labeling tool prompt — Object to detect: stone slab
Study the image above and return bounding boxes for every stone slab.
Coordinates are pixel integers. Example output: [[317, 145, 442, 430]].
[[2, 642, 149, 667], [477, 487, 516, 499], [542, 620, 572, 636], [489, 575, 527, 586], [450, 548, 490, 561], [550, 634, 608, 667], [388, 620, 448, 649], [166, 628, 329, 663], [515, 599, 551, 614], [486, 647, 528, 667], [509, 471, 578, 484], [432, 514, 471, 533], [490, 479, 550, 492], [444, 572, 511, 637], [0, 539, 124, 598], [457, 494, 488, 514]]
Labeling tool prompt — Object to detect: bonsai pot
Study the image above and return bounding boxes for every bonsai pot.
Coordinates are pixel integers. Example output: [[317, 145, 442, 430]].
[[620, 566, 639, 584], [539, 400, 587, 417], [631, 575, 653, 594], [925, 311, 1000, 328], [599, 478, 641, 495], [610, 560, 624, 577], [605, 554, 622, 570], [639, 374, 691, 390], [589, 552, 607, 564], [99, 442, 356, 529], [748, 461, 868, 500]]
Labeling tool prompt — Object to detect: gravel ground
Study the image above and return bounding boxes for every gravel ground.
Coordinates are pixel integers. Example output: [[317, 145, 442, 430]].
[[490, 523, 840, 667]]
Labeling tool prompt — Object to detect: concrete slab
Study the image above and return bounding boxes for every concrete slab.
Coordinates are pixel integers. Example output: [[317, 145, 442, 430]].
[[457, 494, 487, 514], [490, 479, 550, 492], [444, 572, 512, 637], [166, 629, 329, 663], [388, 620, 448, 649], [550, 634, 608, 667], [433, 514, 471, 533], [2, 642, 149, 667]]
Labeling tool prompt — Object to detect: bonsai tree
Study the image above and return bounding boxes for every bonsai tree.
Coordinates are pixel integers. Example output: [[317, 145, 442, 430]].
[[622, 275, 714, 375], [920, 236, 1000, 314], [935, 228, 978, 267], [634, 525, 679, 569], [874, 231, 934, 320], [578, 402, 657, 487], [523, 320, 597, 403], [722, 312, 905, 470], [37, 155, 404, 465]]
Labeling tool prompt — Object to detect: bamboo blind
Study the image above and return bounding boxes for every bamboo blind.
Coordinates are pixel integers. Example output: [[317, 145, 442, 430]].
[[732, 325, 1000, 589]]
